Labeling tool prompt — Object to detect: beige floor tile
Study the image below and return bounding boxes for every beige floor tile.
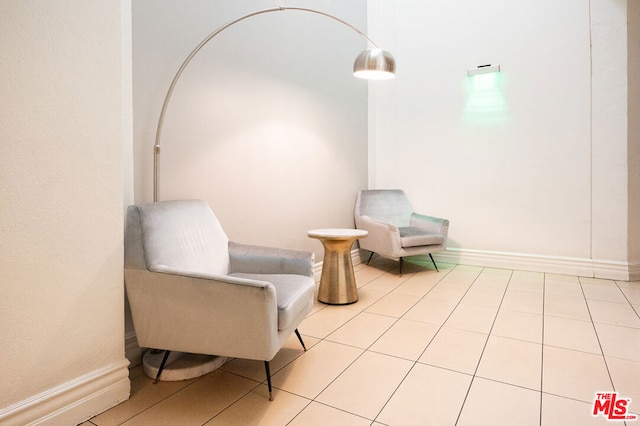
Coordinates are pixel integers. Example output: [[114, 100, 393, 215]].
[[395, 259, 425, 275], [366, 292, 421, 318], [307, 298, 327, 316], [579, 277, 617, 287], [476, 335, 542, 390], [474, 268, 513, 287], [492, 309, 543, 343], [354, 264, 388, 285], [581, 282, 628, 303], [513, 270, 545, 280], [91, 372, 197, 425], [419, 326, 488, 375], [438, 274, 477, 290], [542, 393, 613, 425], [391, 272, 442, 297], [545, 273, 579, 282], [478, 265, 513, 275], [620, 286, 640, 304], [270, 340, 363, 399], [423, 284, 468, 303], [222, 334, 320, 382], [344, 287, 389, 312], [594, 323, 640, 362], [606, 357, 640, 405], [471, 273, 510, 293], [316, 351, 414, 420], [542, 346, 612, 402], [221, 358, 267, 383], [326, 312, 396, 349], [454, 264, 484, 272], [360, 271, 408, 292], [457, 377, 540, 426], [444, 303, 498, 334], [545, 274, 582, 296], [461, 284, 506, 308], [407, 256, 454, 272], [445, 277, 477, 291], [501, 289, 544, 315], [544, 293, 591, 321], [543, 315, 601, 354], [403, 297, 457, 325], [204, 386, 310, 425], [288, 401, 371, 426], [587, 299, 640, 328], [617, 280, 640, 288], [369, 319, 439, 361], [120, 370, 258, 426], [509, 274, 544, 293], [376, 363, 472, 425], [296, 306, 359, 338]]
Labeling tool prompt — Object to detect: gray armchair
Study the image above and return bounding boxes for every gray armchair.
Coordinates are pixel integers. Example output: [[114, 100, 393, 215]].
[[354, 189, 449, 275], [124, 199, 315, 400]]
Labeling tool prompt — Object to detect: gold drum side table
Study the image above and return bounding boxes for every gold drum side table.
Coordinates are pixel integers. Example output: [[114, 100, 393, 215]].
[[307, 228, 368, 304]]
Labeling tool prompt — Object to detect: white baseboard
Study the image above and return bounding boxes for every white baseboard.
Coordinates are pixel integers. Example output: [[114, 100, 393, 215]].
[[125, 331, 143, 368], [434, 248, 636, 281], [0, 360, 130, 426]]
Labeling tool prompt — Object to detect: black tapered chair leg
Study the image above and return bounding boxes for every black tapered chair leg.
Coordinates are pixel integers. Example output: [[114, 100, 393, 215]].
[[264, 361, 273, 401], [294, 328, 307, 351], [429, 253, 439, 272], [153, 350, 171, 384], [366, 251, 375, 264]]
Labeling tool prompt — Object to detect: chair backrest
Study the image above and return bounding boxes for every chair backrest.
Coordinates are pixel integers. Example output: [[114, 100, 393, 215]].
[[355, 189, 414, 227], [124, 199, 230, 275]]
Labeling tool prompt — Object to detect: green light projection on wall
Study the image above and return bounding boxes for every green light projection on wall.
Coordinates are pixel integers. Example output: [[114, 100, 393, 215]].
[[464, 68, 507, 125]]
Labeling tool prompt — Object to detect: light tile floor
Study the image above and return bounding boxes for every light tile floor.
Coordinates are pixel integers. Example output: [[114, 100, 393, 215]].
[[87, 259, 640, 425]]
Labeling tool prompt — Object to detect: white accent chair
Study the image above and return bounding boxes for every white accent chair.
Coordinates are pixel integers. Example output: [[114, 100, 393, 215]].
[[354, 189, 449, 275], [124, 199, 315, 400]]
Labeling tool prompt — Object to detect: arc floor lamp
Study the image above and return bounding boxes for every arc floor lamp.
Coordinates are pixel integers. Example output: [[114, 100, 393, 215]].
[[151, 6, 396, 202]]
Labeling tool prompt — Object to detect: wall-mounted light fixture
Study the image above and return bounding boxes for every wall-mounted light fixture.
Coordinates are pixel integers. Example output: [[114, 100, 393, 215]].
[[468, 64, 501, 76], [152, 6, 396, 202], [465, 63, 506, 123]]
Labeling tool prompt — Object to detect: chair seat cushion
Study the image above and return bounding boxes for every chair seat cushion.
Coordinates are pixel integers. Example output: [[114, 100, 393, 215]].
[[229, 273, 315, 331], [399, 227, 444, 248]]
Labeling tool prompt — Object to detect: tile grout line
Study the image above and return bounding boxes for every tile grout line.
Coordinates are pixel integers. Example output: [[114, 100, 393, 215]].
[[616, 280, 640, 321], [365, 264, 476, 424], [577, 276, 618, 397], [281, 262, 435, 424], [353, 264, 444, 424], [117, 374, 213, 425], [539, 273, 547, 426], [453, 268, 513, 426]]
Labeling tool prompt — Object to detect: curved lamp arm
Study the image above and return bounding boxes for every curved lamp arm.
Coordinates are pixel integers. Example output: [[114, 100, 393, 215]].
[[153, 6, 395, 202]]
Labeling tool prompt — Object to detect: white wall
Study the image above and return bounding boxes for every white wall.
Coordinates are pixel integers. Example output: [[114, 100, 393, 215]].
[[0, 1, 131, 424], [590, 0, 630, 273], [627, 1, 640, 271], [368, 0, 638, 279], [133, 0, 369, 257]]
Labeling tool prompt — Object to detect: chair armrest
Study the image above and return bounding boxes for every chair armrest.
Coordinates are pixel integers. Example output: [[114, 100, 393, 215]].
[[228, 241, 315, 278], [410, 213, 449, 235], [125, 267, 280, 360], [354, 215, 404, 256]]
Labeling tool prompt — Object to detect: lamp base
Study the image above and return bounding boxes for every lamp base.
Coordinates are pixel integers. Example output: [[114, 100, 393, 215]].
[[142, 349, 227, 382]]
